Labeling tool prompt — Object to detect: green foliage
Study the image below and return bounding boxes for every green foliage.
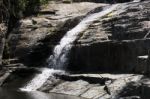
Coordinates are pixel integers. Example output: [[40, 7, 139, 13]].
[[0, 0, 51, 22]]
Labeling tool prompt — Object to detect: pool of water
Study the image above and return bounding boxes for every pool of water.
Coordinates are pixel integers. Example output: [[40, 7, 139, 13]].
[[0, 88, 84, 99]]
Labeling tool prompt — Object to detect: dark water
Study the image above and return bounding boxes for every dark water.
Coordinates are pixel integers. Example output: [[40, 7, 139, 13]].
[[0, 88, 84, 99]]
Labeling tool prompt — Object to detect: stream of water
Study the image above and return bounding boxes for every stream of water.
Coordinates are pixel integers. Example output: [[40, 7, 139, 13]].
[[20, 4, 119, 92], [48, 4, 119, 70], [20, 68, 64, 91]]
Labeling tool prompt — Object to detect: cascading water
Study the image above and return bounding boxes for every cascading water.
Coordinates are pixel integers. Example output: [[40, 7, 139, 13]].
[[20, 4, 119, 91], [20, 68, 63, 91], [48, 4, 119, 70]]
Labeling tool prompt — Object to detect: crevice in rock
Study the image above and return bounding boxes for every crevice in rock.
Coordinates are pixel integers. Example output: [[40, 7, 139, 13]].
[[54, 74, 114, 85], [72, 0, 133, 3]]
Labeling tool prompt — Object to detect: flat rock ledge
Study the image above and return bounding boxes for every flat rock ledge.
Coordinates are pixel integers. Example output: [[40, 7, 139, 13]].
[[39, 73, 150, 99]]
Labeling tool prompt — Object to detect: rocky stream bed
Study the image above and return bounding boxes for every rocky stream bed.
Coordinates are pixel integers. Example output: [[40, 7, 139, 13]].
[[0, 0, 150, 99]]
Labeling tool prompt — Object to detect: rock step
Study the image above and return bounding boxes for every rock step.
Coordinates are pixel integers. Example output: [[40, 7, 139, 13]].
[[47, 74, 143, 99], [2, 58, 20, 65], [4, 63, 24, 67], [137, 55, 149, 59]]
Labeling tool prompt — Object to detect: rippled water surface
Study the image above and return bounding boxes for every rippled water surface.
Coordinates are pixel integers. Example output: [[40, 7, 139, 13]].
[[0, 88, 84, 99]]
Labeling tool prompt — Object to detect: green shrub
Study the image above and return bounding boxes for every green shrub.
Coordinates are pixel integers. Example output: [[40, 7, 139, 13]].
[[0, 0, 51, 22]]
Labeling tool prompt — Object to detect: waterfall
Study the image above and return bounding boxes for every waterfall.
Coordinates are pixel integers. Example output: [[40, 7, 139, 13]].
[[20, 68, 63, 91], [20, 4, 119, 91], [48, 4, 119, 69]]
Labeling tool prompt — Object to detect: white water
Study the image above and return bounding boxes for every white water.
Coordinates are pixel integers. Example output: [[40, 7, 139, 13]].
[[20, 68, 63, 91], [20, 4, 119, 91], [48, 4, 119, 69]]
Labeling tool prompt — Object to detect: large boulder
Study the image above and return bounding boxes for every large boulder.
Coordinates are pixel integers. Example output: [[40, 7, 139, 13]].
[[39, 73, 143, 99], [7, 2, 106, 66], [68, 1, 150, 73]]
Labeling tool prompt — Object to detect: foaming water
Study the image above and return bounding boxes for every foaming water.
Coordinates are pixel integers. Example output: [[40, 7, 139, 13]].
[[48, 4, 119, 69], [20, 68, 63, 91]]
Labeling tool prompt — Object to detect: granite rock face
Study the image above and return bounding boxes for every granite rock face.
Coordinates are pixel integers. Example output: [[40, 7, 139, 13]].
[[69, 1, 150, 73], [39, 73, 145, 99], [1, 1, 150, 99], [7, 2, 106, 66]]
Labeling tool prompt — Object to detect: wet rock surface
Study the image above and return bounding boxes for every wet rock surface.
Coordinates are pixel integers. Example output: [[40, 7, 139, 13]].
[[38, 73, 147, 99], [7, 2, 106, 67], [69, 1, 150, 73], [1, 67, 40, 89], [0, 0, 150, 99]]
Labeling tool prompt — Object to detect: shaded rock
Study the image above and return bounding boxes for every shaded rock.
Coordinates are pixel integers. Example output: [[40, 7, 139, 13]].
[[1, 67, 40, 89], [62, 0, 72, 3], [141, 78, 150, 99], [69, 39, 150, 73], [7, 2, 106, 67], [119, 82, 142, 98], [54, 74, 112, 85], [102, 75, 143, 99], [135, 55, 149, 74], [116, 77, 150, 99], [0, 72, 10, 86], [0, 23, 6, 67], [69, 1, 150, 73]]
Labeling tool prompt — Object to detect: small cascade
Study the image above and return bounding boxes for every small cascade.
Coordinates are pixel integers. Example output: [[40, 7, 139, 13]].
[[20, 68, 63, 91], [20, 4, 119, 91], [48, 4, 119, 69]]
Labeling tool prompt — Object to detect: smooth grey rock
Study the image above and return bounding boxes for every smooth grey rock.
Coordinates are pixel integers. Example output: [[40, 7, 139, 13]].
[[69, 1, 150, 73], [38, 73, 144, 99], [50, 80, 90, 96], [81, 86, 106, 99], [101, 75, 143, 99]]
